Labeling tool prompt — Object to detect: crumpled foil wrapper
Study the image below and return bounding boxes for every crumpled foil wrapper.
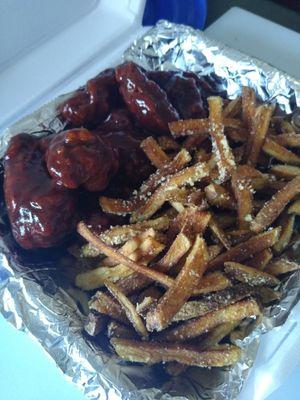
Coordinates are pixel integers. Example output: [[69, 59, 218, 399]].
[[1, 20, 300, 400]]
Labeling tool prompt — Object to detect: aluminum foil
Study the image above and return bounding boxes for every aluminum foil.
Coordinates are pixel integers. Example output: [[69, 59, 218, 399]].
[[1, 20, 300, 400]]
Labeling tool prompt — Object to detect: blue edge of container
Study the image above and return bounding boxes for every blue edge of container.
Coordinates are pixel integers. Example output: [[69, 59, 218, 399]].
[[142, 0, 207, 29]]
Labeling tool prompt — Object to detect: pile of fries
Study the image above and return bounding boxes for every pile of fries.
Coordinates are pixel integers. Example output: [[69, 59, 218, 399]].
[[74, 88, 300, 373]]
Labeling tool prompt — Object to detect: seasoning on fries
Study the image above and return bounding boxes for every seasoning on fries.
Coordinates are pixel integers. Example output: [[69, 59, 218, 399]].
[[74, 87, 299, 375]]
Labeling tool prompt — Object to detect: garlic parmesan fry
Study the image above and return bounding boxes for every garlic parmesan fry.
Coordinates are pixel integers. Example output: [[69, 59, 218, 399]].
[[247, 249, 273, 270], [199, 321, 239, 350], [209, 217, 231, 250], [156, 232, 191, 272], [263, 138, 300, 165], [172, 284, 253, 322], [140, 136, 170, 168], [224, 262, 280, 287], [78, 222, 174, 288], [208, 228, 281, 271], [242, 86, 256, 130], [111, 338, 241, 367], [231, 165, 262, 229], [146, 236, 209, 331], [204, 183, 236, 210], [250, 176, 300, 233], [247, 105, 272, 166], [222, 97, 242, 118], [89, 292, 128, 325], [130, 162, 209, 223], [270, 133, 300, 148], [273, 214, 295, 253], [159, 299, 261, 342], [193, 272, 231, 295], [270, 165, 300, 180], [105, 281, 148, 339], [208, 96, 236, 182], [265, 258, 300, 276]]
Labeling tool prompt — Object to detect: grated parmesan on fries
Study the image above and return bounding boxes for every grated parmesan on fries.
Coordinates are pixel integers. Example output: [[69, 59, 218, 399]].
[[73, 90, 300, 374]]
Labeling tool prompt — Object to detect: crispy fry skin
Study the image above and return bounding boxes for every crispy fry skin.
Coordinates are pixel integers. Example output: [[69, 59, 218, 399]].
[[265, 258, 300, 276], [224, 262, 280, 287], [208, 97, 236, 182], [204, 183, 236, 210], [78, 222, 174, 287], [231, 165, 262, 229], [247, 105, 272, 166], [247, 249, 273, 270], [263, 138, 300, 165], [146, 236, 209, 331], [159, 299, 261, 342], [270, 165, 300, 180], [208, 228, 281, 271], [172, 284, 253, 322], [105, 281, 148, 339], [89, 292, 128, 325], [111, 338, 241, 367], [273, 214, 295, 253], [130, 162, 209, 223], [250, 176, 300, 233], [140, 136, 170, 168]]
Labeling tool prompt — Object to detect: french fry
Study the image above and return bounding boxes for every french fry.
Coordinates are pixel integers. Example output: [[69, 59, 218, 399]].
[[242, 86, 256, 130], [247, 249, 273, 270], [265, 258, 300, 276], [107, 321, 137, 339], [146, 236, 209, 331], [223, 97, 242, 118], [77, 236, 165, 290], [172, 284, 253, 322], [84, 313, 106, 336], [256, 287, 282, 305], [263, 138, 300, 165], [89, 292, 128, 325], [224, 262, 280, 287], [226, 229, 253, 246], [250, 176, 300, 233], [157, 231, 191, 272], [81, 217, 170, 257], [213, 213, 236, 229], [157, 136, 180, 151], [193, 272, 232, 295], [204, 183, 236, 210], [270, 134, 300, 148], [105, 281, 148, 340], [273, 214, 295, 253], [208, 228, 281, 271], [199, 321, 239, 350], [247, 105, 272, 166], [208, 96, 236, 182], [231, 165, 262, 229], [130, 162, 209, 223], [78, 222, 174, 288], [168, 208, 211, 241], [270, 165, 300, 180], [140, 136, 170, 168], [209, 217, 231, 250], [111, 338, 241, 367], [208, 244, 223, 260], [288, 199, 300, 214], [159, 299, 261, 342], [225, 127, 248, 143], [169, 118, 243, 138]]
